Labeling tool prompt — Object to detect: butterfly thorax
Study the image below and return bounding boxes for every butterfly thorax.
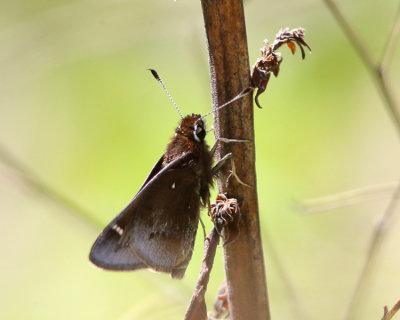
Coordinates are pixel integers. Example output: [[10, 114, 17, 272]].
[[162, 114, 213, 205]]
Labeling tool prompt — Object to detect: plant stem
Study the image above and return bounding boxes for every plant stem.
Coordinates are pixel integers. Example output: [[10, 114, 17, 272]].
[[184, 228, 220, 320], [0, 143, 100, 229], [380, 3, 400, 72], [200, 1, 270, 319]]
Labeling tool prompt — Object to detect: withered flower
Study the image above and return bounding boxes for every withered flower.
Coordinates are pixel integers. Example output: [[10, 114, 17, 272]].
[[209, 194, 240, 243], [213, 281, 229, 319], [251, 27, 311, 108]]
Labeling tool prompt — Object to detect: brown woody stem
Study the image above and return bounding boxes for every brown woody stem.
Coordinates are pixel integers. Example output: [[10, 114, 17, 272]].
[[200, 0, 270, 319]]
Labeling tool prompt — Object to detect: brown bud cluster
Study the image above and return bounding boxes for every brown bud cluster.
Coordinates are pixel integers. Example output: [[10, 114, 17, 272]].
[[213, 281, 229, 319], [209, 194, 240, 235], [251, 27, 311, 108]]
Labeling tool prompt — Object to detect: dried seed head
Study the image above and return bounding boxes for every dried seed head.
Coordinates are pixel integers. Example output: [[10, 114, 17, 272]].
[[251, 27, 311, 108], [213, 281, 229, 318], [209, 194, 240, 237]]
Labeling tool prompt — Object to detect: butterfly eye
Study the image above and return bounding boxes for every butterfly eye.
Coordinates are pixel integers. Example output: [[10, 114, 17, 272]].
[[193, 120, 206, 142]]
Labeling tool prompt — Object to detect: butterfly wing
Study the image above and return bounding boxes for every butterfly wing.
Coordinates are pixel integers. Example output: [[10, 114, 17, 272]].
[[125, 162, 201, 278], [89, 153, 201, 278], [88, 156, 165, 271]]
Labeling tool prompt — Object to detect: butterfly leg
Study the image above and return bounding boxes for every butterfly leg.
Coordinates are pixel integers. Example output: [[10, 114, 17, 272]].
[[211, 138, 253, 188], [212, 153, 253, 188], [199, 217, 207, 242], [210, 137, 252, 157]]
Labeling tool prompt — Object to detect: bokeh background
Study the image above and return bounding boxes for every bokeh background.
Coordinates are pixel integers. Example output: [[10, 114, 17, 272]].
[[1, 0, 399, 319]]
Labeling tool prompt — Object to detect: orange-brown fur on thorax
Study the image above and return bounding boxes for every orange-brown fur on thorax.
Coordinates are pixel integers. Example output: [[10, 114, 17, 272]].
[[162, 114, 213, 205]]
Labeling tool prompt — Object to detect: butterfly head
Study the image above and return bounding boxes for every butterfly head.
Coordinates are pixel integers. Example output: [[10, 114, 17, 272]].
[[177, 114, 206, 143]]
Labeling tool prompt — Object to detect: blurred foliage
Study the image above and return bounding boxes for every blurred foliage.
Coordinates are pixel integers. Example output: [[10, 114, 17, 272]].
[[0, 0, 399, 319]]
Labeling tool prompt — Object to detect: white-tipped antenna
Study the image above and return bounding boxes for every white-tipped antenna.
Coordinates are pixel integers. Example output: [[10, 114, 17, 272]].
[[202, 87, 254, 119], [148, 69, 183, 119]]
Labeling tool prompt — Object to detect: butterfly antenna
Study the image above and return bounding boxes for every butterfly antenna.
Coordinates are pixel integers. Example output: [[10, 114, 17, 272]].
[[148, 69, 183, 119], [202, 87, 254, 119]]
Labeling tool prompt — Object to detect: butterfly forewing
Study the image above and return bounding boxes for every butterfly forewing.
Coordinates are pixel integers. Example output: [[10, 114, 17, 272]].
[[89, 194, 147, 271], [89, 156, 166, 271], [127, 159, 201, 275], [90, 153, 202, 278], [89, 229, 145, 270]]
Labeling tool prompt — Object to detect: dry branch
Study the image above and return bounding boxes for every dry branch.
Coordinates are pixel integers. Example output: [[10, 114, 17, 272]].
[[382, 300, 400, 320], [184, 228, 220, 320], [200, 0, 270, 319]]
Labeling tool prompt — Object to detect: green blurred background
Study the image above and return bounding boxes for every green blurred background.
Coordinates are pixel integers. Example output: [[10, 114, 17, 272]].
[[1, 0, 399, 319]]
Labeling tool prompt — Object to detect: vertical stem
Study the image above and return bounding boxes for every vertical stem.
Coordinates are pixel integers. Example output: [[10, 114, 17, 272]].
[[200, 1, 270, 319]]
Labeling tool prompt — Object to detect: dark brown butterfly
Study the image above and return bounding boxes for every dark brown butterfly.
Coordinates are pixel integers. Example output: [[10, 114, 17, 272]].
[[89, 70, 250, 278]]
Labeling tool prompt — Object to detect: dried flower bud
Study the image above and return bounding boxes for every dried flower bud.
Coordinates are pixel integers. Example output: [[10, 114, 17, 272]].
[[209, 194, 240, 244], [213, 281, 229, 319], [251, 27, 311, 108]]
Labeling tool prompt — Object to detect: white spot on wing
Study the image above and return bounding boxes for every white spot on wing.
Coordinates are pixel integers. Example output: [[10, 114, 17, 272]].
[[112, 224, 124, 236], [171, 182, 176, 189]]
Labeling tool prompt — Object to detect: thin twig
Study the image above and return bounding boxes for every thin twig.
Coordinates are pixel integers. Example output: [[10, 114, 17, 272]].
[[0, 143, 101, 229], [380, 3, 400, 71], [323, 0, 400, 135], [322, 0, 376, 74], [343, 182, 400, 320], [184, 228, 220, 320], [263, 230, 308, 320], [382, 300, 400, 320], [295, 182, 397, 214]]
